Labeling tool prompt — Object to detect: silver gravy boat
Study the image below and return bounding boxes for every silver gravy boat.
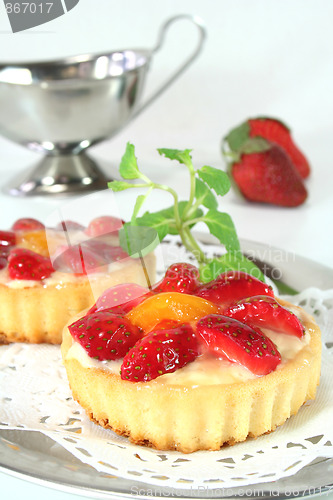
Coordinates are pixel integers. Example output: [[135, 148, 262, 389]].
[[0, 14, 206, 196]]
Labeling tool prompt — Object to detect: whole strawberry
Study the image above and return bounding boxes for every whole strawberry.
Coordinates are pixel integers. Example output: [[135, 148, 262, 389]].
[[248, 117, 310, 179], [227, 144, 307, 207], [223, 117, 310, 179], [121, 323, 199, 382], [152, 262, 200, 294], [8, 248, 54, 280], [69, 311, 142, 361]]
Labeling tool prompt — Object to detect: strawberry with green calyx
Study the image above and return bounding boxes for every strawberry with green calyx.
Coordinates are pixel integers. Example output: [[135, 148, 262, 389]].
[[222, 295, 305, 338], [120, 323, 199, 382], [196, 314, 281, 375], [223, 117, 310, 179], [108, 143, 264, 283], [69, 311, 142, 361]]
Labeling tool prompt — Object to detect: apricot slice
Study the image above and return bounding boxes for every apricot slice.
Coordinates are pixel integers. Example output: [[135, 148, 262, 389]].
[[16, 230, 49, 257], [126, 292, 220, 333]]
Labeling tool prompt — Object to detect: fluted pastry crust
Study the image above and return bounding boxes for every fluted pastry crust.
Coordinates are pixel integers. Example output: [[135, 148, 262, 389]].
[[0, 254, 155, 344], [61, 300, 321, 453]]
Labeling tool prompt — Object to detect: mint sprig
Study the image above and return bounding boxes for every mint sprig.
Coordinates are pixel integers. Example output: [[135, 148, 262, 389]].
[[109, 143, 264, 282]]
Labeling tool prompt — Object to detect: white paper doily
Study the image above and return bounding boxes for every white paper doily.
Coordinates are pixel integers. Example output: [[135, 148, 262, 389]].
[[1, 238, 333, 489]]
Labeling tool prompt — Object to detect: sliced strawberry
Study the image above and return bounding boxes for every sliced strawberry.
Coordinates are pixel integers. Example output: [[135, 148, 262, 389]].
[[196, 314, 281, 375], [95, 283, 153, 314], [8, 248, 54, 280], [152, 263, 200, 294], [55, 220, 85, 231], [52, 244, 106, 275], [0, 230, 16, 248], [121, 323, 199, 382], [69, 311, 142, 361], [84, 239, 128, 262], [223, 295, 305, 338], [85, 216, 124, 237], [12, 218, 45, 232], [195, 271, 274, 307]]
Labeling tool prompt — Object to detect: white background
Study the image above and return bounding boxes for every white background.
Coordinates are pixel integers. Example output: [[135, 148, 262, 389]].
[[0, 1, 333, 499]]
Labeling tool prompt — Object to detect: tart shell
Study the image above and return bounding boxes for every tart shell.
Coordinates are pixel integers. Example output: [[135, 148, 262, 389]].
[[0, 254, 155, 344], [61, 300, 322, 453]]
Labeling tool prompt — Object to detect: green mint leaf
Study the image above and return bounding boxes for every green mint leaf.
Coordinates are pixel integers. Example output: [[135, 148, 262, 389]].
[[119, 224, 160, 258], [119, 142, 141, 179], [131, 194, 147, 223], [134, 212, 171, 241], [200, 252, 265, 283], [197, 166, 231, 197], [194, 178, 218, 210], [203, 209, 240, 252], [158, 148, 192, 165], [136, 202, 203, 238], [108, 180, 134, 192]]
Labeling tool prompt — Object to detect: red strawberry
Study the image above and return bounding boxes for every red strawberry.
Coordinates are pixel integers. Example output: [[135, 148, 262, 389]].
[[52, 244, 106, 275], [196, 314, 281, 375], [55, 220, 85, 231], [85, 216, 124, 237], [12, 218, 45, 232], [248, 117, 310, 179], [8, 248, 54, 280], [95, 283, 153, 314], [152, 263, 200, 294], [121, 323, 199, 382], [84, 239, 128, 262], [223, 295, 305, 338], [230, 144, 307, 207], [195, 271, 274, 307], [69, 311, 142, 361], [0, 230, 16, 248]]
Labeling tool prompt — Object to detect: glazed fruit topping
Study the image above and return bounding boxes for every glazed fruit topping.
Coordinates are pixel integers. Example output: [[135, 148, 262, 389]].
[[153, 263, 200, 294], [0, 230, 16, 248], [195, 271, 274, 307], [85, 215, 124, 237], [125, 292, 220, 334], [8, 248, 54, 281], [16, 230, 49, 257], [223, 295, 305, 338], [52, 245, 106, 275], [196, 314, 281, 375], [93, 283, 152, 314], [120, 323, 199, 382], [55, 220, 86, 231], [12, 218, 45, 232], [69, 311, 142, 361]]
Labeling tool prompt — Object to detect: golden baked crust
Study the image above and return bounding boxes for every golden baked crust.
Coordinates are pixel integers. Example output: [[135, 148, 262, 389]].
[[61, 300, 321, 453], [0, 253, 155, 344]]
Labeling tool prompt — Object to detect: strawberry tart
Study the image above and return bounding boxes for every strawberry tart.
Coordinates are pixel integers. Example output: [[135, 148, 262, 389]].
[[62, 263, 321, 453], [0, 216, 155, 344]]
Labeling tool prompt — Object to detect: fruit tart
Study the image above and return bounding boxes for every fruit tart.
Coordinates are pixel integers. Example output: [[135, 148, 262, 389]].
[[0, 216, 155, 344], [62, 263, 321, 453]]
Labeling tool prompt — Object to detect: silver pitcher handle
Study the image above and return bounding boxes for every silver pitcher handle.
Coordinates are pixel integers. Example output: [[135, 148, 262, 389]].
[[132, 14, 206, 118]]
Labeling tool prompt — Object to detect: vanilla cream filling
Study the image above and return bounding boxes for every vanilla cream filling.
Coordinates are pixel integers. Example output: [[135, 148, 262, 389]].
[[65, 305, 312, 387]]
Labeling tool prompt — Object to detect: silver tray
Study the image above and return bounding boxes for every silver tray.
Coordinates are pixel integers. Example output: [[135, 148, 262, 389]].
[[1, 237, 333, 499]]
